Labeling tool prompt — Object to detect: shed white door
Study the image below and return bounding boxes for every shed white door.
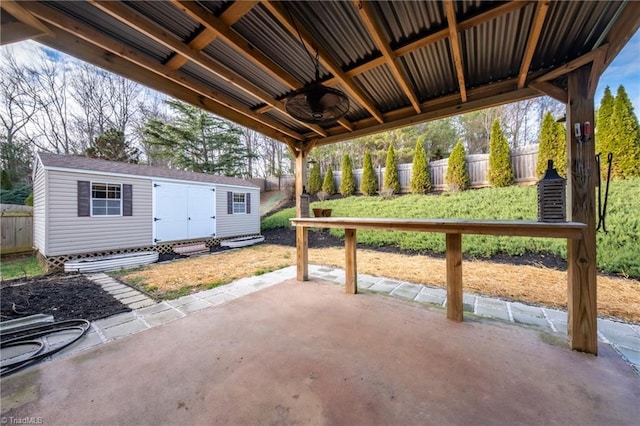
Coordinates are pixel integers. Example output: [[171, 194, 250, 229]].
[[153, 183, 215, 243], [187, 186, 215, 239]]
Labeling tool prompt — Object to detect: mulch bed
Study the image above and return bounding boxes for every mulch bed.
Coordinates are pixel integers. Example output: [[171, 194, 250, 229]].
[[0, 274, 130, 322]]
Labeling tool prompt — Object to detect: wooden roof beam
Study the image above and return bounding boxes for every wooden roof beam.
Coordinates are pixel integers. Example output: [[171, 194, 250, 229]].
[[0, 21, 48, 45], [529, 81, 567, 104], [170, 0, 301, 89], [601, 1, 640, 70], [517, 0, 550, 89], [355, 0, 421, 114], [534, 44, 609, 83], [23, 1, 303, 141], [88, 0, 325, 137], [0, 1, 53, 39], [165, 1, 257, 70], [262, 0, 384, 124], [444, 0, 467, 103]]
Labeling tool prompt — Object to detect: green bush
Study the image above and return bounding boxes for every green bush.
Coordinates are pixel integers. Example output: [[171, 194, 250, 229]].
[[445, 139, 469, 191], [322, 165, 336, 195], [536, 111, 567, 178], [0, 184, 32, 205], [611, 85, 640, 179], [360, 150, 378, 195], [410, 139, 431, 194], [24, 192, 33, 206], [384, 143, 401, 194], [487, 119, 513, 187], [307, 162, 322, 194], [340, 154, 356, 196]]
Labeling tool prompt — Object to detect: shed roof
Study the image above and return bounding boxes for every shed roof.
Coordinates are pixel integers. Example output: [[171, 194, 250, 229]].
[[37, 152, 260, 189], [2, 1, 639, 148]]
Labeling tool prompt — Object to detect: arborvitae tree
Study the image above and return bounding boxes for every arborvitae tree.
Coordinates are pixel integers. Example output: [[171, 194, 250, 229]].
[[596, 86, 615, 161], [410, 139, 431, 194], [360, 150, 378, 195], [384, 143, 401, 194], [340, 154, 356, 196], [1, 169, 12, 190], [446, 139, 469, 191], [322, 165, 336, 195], [86, 128, 140, 163], [611, 85, 640, 179], [307, 162, 322, 195], [536, 111, 566, 177], [487, 119, 514, 187]]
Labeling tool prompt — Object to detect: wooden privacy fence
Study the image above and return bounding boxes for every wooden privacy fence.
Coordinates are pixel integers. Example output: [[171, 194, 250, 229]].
[[1, 204, 33, 255]]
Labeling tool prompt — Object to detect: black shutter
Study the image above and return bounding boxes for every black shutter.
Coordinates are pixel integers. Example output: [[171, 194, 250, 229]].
[[78, 181, 90, 217], [123, 184, 133, 216], [246, 192, 251, 214], [227, 191, 233, 214]]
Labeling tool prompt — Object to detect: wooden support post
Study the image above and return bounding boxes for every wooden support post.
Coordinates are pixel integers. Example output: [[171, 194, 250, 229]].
[[345, 228, 357, 294], [293, 145, 309, 281], [296, 226, 308, 281], [446, 233, 463, 322], [566, 66, 598, 354]]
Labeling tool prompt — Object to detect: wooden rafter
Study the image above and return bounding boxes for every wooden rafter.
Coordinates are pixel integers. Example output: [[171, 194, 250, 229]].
[[355, 0, 421, 113], [517, 0, 550, 89], [0, 0, 53, 38], [444, 0, 467, 102], [164, 1, 257, 70], [534, 44, 609, 83], [262, 0, 385, 124], [171, 0, 300, 89], [529, 81, 567, 104], [88, 0, 326, 137], [22, 1, 303, 141]]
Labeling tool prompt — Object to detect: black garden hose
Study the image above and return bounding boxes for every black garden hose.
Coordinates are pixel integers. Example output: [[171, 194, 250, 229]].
[[1, 319, 91, 376]]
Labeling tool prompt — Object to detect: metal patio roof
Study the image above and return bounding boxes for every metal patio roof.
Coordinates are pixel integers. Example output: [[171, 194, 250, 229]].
[[2, 1, 639, 151]]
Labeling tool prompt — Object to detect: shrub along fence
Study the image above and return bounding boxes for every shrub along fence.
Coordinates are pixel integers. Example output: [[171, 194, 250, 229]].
[[1, 204, 33, 255], [266, 144, 539, 193]]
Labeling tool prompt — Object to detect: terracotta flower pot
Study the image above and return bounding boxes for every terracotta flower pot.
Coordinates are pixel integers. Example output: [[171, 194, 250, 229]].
[[313, 208, 324, 217], [322, 209, 332, 217]]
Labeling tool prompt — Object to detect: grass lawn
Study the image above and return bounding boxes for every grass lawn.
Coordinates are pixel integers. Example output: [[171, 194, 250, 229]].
[[1, 255, 44, 280], [262, 178, 640, 278], [115, 244, 640, 323]]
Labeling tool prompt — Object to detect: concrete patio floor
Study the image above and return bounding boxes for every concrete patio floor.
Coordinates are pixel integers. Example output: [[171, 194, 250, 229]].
[[2, 273, 639, 425]]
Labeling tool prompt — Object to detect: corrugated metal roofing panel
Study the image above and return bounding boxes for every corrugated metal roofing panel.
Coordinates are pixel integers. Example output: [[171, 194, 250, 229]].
[[195, 1, 230, 17], [123, 1, 200, 43], [179, 61, 261, 108], [47, 1, 171, 63], [354, 65, 410, 113], [401, 38, 457, 101], [532, 1, 623, 70], [203, 39, 290, 98], [232, 5, 323, 85], [288, 1, 377, 69], [462, 3, 534, 87], [370, 0, 446, 46], [262, 109, 310, 134]]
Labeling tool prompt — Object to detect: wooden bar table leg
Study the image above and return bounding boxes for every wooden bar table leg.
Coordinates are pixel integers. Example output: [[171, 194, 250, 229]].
[[296, 226, 308, 281], [446, 233, 463, 321], [345, 228, 357, 294]]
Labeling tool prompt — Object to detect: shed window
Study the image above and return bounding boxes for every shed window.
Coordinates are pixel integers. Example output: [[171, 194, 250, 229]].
[[233, 193, 246, 214], [92, 183, 122, 216]]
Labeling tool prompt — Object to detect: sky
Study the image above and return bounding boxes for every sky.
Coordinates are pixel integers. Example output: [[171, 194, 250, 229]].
[[596, 30, 640, 110]]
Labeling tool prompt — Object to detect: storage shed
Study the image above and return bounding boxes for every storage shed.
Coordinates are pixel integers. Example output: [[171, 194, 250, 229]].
[[33, 152, 260, 270]]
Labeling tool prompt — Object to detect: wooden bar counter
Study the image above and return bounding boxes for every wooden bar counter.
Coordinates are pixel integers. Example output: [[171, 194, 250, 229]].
[[290, 217, 592, 351]]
